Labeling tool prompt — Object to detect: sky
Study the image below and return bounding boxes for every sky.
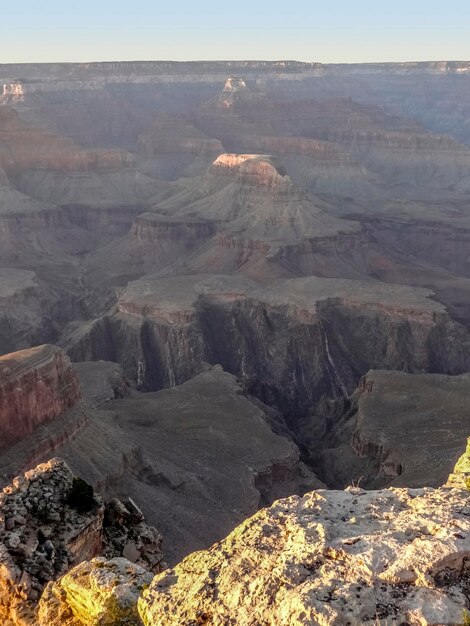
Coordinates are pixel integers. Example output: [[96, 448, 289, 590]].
[[1, 0, 470, 64]]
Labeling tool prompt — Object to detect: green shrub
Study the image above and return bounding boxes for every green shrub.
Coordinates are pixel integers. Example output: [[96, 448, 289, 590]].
[[67, 477, 95, 513]]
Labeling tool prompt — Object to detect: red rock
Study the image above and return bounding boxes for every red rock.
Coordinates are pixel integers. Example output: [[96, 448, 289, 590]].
[[0, 345, 81, 450]]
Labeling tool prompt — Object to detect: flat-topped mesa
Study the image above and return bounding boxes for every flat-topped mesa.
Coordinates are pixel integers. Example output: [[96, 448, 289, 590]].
[[0, 107, 132, 175], [0, 345, 81, 450], [211, 153, 291, 191]]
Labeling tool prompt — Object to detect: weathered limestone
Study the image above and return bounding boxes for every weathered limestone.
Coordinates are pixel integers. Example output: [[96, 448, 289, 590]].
[[448, 437, 470, 488], [139, 485, 470, 626], [37, 557, 152, 626], [0, 459, 163, 626]]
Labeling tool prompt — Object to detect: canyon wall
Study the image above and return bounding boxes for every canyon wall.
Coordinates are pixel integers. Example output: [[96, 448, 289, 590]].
[[0, 345, 81, 450], [63, 275, 470, 423]]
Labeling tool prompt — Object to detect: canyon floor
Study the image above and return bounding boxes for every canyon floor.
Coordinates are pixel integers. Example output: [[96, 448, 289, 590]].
[[1, 60, 470, 624]]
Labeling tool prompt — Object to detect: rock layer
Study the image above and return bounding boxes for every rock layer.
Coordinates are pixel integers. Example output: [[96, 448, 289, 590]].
[[0, 345, 81, 450], [0, 459, 163, 626], [139, 485, 470, 626], [65, 275, 470, 420], [310, 370, 470, 489]]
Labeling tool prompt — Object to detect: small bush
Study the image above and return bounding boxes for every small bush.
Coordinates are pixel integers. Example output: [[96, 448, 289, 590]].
[[67, 477, 95, 513]]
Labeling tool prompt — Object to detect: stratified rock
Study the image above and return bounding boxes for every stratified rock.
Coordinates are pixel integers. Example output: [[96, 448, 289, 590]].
[[0, 106, 130, 176], [73, 361, 130, 408], [1, 362, 317, 565], [137, 115, 223, 179], [310, 369, 470, 489], [0, 270, 62, 355], [38, 557, 152, 626], [0, 459, 163, 625], [139, 485, 470, 626], [0, 459, 103, 625], [0, 345, 81, 450], [99, 366, 320, 563], [68, 273, 470, 418]]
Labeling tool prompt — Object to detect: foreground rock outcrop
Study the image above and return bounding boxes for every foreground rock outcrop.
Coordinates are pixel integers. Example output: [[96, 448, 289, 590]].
[[0, 345, 81, 450], [139, 486, 470, 626], [31, 477, 470, 626], [38, 557, 153, 626], [0, 459, 163, 625], [448, 438, 470, 489]]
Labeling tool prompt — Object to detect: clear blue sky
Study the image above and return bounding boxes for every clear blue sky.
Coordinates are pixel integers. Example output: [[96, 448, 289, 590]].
[[2, 0, 469, 64]]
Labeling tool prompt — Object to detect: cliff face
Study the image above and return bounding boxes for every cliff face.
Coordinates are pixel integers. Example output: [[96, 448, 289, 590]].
[[0, 459, 163, 626], [0, 345, 81, 450], [64, 275, 470, 421], [0, 107, 131, 175], [31, 472, 470, 626], [309, 370, 470, 490]]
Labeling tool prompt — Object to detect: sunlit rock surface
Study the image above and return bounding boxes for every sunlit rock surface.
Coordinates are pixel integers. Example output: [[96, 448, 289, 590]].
[[0, 459, 163, 626], [38, 557, 152, 626], [139, 485, 470, 626]]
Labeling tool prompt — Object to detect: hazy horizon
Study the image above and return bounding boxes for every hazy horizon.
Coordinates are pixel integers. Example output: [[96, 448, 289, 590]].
[[3, 0, 469, 65]]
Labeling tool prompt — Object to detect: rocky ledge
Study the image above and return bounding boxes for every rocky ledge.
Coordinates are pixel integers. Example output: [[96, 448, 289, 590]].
[[0, 345, 81, 450], [0, 459, 163, 626], [138, 485, 470, 625], [28, 478, 470, 626]]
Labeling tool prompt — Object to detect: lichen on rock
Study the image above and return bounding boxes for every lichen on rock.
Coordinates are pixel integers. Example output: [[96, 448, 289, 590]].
[[138, 485, 470, 626], [448, 437, 470, 489], [38, 557, 152, 626]]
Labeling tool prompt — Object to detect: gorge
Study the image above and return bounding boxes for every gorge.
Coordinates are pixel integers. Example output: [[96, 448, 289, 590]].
[[1, 60, 470, 624]]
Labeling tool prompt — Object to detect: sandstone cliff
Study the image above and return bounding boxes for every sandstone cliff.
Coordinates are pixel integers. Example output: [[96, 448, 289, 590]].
[[0, 345, 81, 450]]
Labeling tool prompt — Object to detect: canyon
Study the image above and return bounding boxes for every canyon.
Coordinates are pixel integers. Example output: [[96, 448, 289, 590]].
[[1, 60, 470, 623]]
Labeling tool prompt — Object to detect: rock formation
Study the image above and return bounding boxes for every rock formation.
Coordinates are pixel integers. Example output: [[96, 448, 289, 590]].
[[447, 438, 470, 489], [2, 58, 470, 625], [26, 457, 470, 626], [65, 274, 470, 419], [0, 345, 81, 450], [0, 360, 319, 564], [0, 106, 130, 176], [72, 361, 129, 408], [38, 557, 153, 626], [138, 484, 470, 626], [309, 370, 470, 489], [0, 458, 163, 625]]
